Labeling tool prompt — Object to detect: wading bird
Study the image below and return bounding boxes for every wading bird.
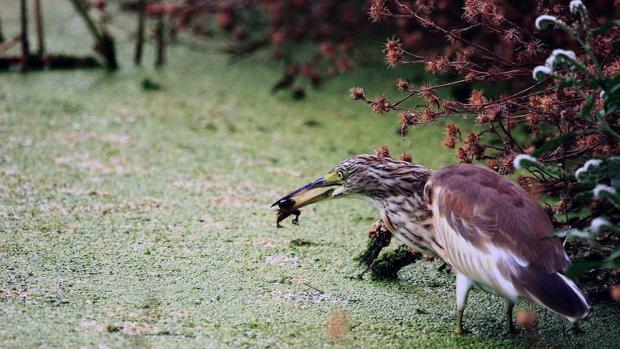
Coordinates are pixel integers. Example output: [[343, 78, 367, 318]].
[[272, 155, 590, 333]]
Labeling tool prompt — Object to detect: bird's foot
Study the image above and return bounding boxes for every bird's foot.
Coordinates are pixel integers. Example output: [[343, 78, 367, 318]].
[[453, 324, 464, 335], [291, 210, 301, 225]]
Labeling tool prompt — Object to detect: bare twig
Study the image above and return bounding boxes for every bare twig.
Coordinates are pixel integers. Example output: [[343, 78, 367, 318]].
[[301, 282, 324, 294]]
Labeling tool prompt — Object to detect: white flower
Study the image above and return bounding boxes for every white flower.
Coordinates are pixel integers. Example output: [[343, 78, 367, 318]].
[[593, 184, 616, 198], [513, 154, 538, 170], [532, 65, 552, 80], [535, 15, 560, 30], [589, 217, 611, 234], [600, 90, 606, 100], [545, 49, 577, 69], [569, 0, 586, 14], [575, 159, 602, 180]]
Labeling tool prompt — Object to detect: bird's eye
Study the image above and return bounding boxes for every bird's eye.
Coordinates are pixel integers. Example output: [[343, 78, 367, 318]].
[[337, 171, 346, 180]]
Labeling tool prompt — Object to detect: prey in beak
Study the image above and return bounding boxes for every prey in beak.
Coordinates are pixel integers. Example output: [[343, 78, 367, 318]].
[[271, 173, 343, 228]]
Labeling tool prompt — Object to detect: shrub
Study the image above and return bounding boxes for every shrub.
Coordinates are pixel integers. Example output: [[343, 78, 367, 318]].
[[353, 0, 619, 282]]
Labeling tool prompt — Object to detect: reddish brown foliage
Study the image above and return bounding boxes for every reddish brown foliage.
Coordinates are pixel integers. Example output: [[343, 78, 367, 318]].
[[169, 1, 370, 94], [353, 1, 620, 235]]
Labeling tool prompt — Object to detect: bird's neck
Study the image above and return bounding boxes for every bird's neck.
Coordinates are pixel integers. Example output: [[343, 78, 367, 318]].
[[367, 172, 437, 255], [381, 193, 436, 253]]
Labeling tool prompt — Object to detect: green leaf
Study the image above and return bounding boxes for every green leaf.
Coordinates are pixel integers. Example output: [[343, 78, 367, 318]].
[[565, 259, 602, 279], [557, 79, 576, 89], [608, 192, 620, 210], [531, 132, 577, 157], [606, 75, 620, 94], [587, 78, 604, 89], [605, 76, 620, 114], [549, 227, 593, 240], [606, 258, 620, 269], [596, 20, 620, 34], [607, 247, 620, 262], [549, 228, 573, 239], [573, 191, 593, 205], [579, 96, 594, 117], [609, 157, 620, 188]]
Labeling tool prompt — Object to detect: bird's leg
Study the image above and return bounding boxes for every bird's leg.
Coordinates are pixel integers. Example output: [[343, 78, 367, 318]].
[[569, 321, 582, 335], [291, 210, 301, 225], [454, 272, 472, 335], [506, 301, 515, 334], [455, 309, 464, 335]]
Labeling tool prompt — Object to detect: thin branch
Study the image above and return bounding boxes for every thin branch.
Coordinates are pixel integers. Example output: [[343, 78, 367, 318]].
[[390, 1, 516, 66]]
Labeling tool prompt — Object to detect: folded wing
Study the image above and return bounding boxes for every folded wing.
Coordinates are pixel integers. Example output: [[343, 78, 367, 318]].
[[427, 164, 589, 321]]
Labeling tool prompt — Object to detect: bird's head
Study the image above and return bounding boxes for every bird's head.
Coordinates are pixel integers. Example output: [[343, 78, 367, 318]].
[[271, 154, 432, 212]]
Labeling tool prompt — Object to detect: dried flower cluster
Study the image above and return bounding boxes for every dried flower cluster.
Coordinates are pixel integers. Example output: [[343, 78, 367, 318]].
[[367, 219, 392, 247], [355, 0, 618, 192]]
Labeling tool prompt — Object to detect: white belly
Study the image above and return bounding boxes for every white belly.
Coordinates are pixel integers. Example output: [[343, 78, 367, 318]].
[[433, 214, 521, 302]]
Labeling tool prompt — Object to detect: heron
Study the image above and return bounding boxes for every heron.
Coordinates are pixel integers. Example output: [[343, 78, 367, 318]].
[[272, 155, 590, 333]]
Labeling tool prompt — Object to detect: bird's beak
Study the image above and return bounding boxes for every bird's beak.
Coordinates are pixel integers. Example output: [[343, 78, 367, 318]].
[[271, 172, 343, 210]]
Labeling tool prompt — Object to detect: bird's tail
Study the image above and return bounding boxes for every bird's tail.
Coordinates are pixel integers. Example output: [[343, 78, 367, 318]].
[[515, 268, 590, 322]]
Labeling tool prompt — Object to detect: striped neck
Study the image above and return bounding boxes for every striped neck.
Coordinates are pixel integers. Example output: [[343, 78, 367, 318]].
[[361, 170, 437, 255]]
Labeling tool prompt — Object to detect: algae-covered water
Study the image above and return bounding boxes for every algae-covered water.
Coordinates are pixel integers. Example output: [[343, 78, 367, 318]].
[[0, 2, 618, 348]]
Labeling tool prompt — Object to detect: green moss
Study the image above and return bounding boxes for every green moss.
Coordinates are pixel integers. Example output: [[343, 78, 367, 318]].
[[369, 246, 421, 280], [106, 324, 121, 333], [141, 78, 162, 91], [355, 236, 389, 266], [355, 220, 392, 267], [0, 2, 618, 348]]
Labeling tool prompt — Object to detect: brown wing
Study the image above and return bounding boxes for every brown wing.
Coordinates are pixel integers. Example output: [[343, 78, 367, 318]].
[[426, 164, 569, 273]]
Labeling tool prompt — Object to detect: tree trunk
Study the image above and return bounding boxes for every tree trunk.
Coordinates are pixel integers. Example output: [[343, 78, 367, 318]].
[[133, 0, 146, 65], [99, 30, 118, 70], [20, 0, 30, 71], [67, 0, 117, 70], [33, 0, 45, 57], [155, 15, 165, 68], [0, 14, 5, 43]]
